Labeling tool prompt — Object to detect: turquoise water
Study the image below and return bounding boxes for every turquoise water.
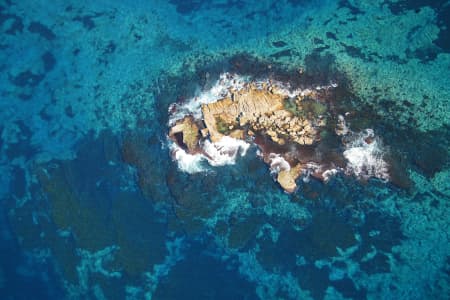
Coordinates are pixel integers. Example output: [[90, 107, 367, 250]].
[[1, 1, 449, 299]]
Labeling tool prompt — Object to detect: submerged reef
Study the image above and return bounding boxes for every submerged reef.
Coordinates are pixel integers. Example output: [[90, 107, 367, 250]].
[[168, 73, 394, 193]]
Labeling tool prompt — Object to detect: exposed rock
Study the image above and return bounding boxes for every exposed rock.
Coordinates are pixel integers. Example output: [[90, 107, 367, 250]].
[[201, 83, 321, 148], [229, 129, 245, 140], [169, 81, 334, 193], [277, 164, 303, 193], [168, 116, 201, 153], [202, 84, 285, 142], [335, 115, 349, 136], [200, 128, 209, 138]]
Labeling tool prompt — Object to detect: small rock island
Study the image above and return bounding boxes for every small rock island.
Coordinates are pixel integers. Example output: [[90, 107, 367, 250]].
[[168, 76, 339, 193]]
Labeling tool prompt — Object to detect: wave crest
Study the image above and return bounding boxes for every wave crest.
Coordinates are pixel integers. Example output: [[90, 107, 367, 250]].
[[343, 129, 389, 181]]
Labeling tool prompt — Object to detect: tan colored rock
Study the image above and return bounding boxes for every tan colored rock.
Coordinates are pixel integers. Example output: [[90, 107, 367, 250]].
[[202, 86, 285, 142], [169, 81, 331, 193], [200, 128, 209, 138], [169, 116, 200, 153], [277, 164, 303, 193], [267, 130, 277, 138], [229, 129, 245, 140]]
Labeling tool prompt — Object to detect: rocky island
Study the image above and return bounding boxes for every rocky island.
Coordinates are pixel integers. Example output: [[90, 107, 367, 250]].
[[168, 73, 390, 193], [169, 74, 337, 193]]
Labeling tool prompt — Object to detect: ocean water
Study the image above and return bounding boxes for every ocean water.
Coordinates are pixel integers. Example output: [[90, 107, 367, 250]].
[[1, 0, 449, 299]]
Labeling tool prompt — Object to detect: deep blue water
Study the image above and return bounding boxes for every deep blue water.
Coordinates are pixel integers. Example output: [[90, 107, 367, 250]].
[[1, 1, 450, 299]]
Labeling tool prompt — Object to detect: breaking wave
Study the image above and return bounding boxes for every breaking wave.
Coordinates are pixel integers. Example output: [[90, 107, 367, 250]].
[[167, 73, 390, 185], [168, 73, 249, 126], [268, 153, 291, 174], [169, 142, 207, 174], [203, 136, 250, 167], [169, 136, 250, 173], [343, 129, 390, 181]]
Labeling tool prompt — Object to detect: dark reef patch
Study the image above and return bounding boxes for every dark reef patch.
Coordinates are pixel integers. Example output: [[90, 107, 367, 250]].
[[313, 37, 324, 44], [42, 51, 56, 72], [295, 265, 331, 299], [314, 45, 331, 53], [341, 43, 365, 59], [154, 241, 258, 300], [0, 8, 23, 35], [0, 126, 3, 150], [121, 130, 172, 203], [338, 0, 365, 15], [227, 51, 340, 87], [355, 211, 404, 274], [326, 31, 337, 40], [169, 0, 205, 15], [5, 121, 35, 160], [303, 51, 340, 84], [386, 0, 450, 53], [288, 0, 312, 6], [405, 47, 439, 63], [272, 40, 288, 48], [7, 130, 173, 297], [65, 105, 75, 118], [28, 21, 56, 40], [360, 252, 391, 274], [9, 70, 44, 88], [103, 40, 116, 55], [385, 54, 407, 64], [11, 167, 26, 198], [0, 202, 64, 299], [227, 214, 264, 250], [378, 122, 450, 178], [164, 51, 344, 114], [331, 277, 367, 299], [270, 49, 297, 59], [73, 14, 100, 30], [277, 211, 357, 262]]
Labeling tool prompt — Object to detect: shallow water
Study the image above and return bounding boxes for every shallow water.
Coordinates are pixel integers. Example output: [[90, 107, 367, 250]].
[[1, 1, 449, 299]]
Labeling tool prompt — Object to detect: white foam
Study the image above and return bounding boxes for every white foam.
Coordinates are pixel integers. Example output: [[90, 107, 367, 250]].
[[168, 73, 338, 127], [203, 136, 250, 166], [268, 153, 291, 174], [170, 136, 249, 173], [335, 114, 349, 136], [170, 142, 207, 173], [271, 80, 338, 98], [168, 73, 248, 125], [322, 168, 339, 182], [343, 129, 389, 181], [303, 162, 341, 182], [167, 72, 341, 177]]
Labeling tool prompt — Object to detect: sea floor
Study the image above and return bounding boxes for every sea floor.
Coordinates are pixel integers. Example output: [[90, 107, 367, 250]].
[[1, 0, 449, 299]]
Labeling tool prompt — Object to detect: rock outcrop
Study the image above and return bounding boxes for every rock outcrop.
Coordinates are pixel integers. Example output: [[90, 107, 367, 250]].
[[201, 84, 285, 142], [168, 116, 201, 153], [169, 81, 330, 193], [201, 83, 321, 147], [277, 164, 303, 193]]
